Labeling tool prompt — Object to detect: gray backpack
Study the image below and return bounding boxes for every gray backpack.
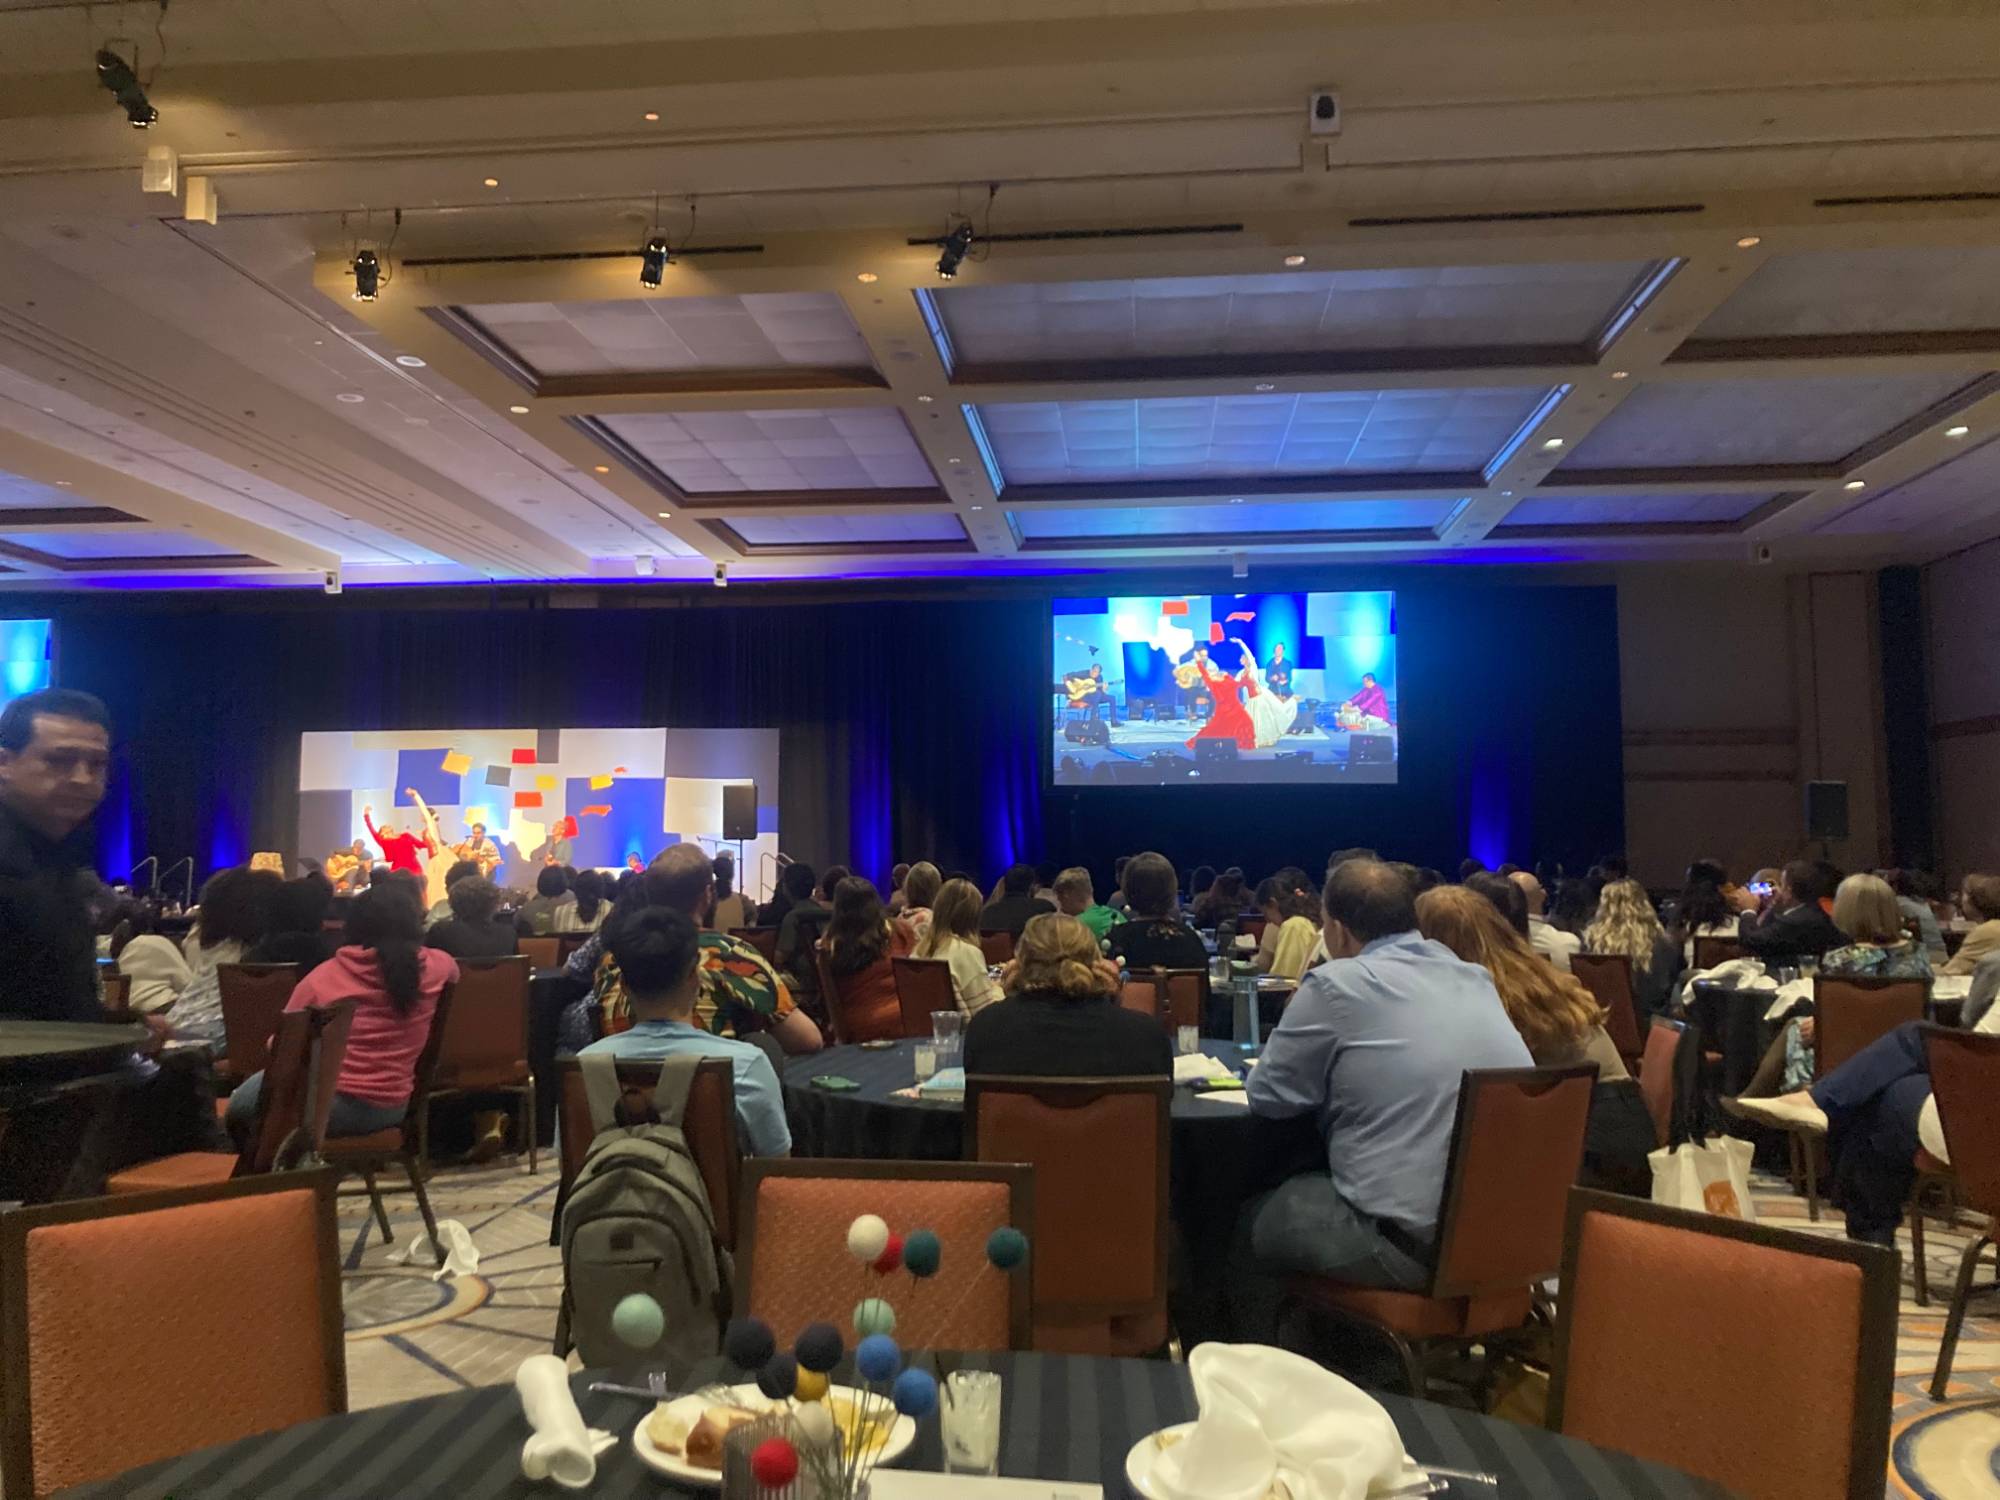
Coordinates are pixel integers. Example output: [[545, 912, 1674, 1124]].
[[557, 1052, 733, 1367]]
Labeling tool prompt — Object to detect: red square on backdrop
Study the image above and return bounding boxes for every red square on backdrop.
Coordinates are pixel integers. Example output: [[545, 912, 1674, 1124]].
[[513, 791, 542, 808], [511, 749, 537, 764], [1161, 600, 1189, 616]]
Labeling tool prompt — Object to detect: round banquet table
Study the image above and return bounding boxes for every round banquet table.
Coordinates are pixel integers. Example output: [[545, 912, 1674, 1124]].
[[781, 1040, 1331, 1345], [63, 1351, 1733, 1499]]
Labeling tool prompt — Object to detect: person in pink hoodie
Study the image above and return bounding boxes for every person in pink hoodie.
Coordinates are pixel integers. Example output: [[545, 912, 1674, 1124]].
[[223, 884, 458, 1144]]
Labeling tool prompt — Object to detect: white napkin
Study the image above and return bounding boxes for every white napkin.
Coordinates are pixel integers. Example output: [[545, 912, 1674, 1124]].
[[1933, 976, 1972, 1002], [1151, 1344, 1406, 1500], [516, 1355, 616, 1489], [1762, 978, 1814, 1023], [1173, 1053, 1236, 1085], [384, 1219, 479, 1281]]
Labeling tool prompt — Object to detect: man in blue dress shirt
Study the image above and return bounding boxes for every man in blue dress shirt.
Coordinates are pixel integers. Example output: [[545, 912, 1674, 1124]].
[[1242, 858, 1529, 1303]]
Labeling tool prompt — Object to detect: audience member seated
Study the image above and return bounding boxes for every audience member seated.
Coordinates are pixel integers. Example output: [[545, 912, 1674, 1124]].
[[577, 905, 790, 1156], [557, 869, 609, 935], [170, 865, 282, 1044], [1466, 870, 1530, 938], [1943, 873, 2000, 976], [1418, 884, 1652, 1194], [223, 884, 454, 1146], [245, 875, 337, 969], [759, 859, 814, 928], [1188, 864, 1218, 905], [1191, 868, 1248, 930], [1582, 878, 1683, 1028], [515, 865, 575, 936], [1104, 852, 1209, 973], [1054, 865, 1125, 943], [704, 850, 750, 934], [913, 877, 1003, 1015], [1676, 857, 1748, 965], [108, 899, 190, 1014], [1031, 860, 1062, 907], [1235, 859, 1530, 1313], [980, 863, 1057, 939], [424, 876, 518, 959], [963, 913, 1172, 1078], [1548, 876, 1597, 937], [773, 863, 831, 973], [1737, 859, 1843, 963], [821, 877, 917, 1043], [898, 861, 942, 943], [424, 859, 480, 928], [1883, 867, 1948, 964], [1511, 870, 1580, 973], [1106, 855, 1133, 914], [884, 861, 913, 916], [565, 847, 822, 1054], [1258, 880, 1323, 981]]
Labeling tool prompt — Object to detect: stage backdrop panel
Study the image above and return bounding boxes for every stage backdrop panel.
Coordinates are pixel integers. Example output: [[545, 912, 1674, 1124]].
[[299, 726, 778, 891]]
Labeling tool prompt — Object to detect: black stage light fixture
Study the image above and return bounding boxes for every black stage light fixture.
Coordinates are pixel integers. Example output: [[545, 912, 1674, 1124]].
[[935, 221, 974, 280], [96, 49, 157, 128], [639, 235, 672, 288], [350, 248, 381, 302]]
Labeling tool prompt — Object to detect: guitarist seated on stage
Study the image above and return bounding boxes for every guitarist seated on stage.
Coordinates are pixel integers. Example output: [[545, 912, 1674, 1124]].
[[1061, 662, 1120, 724]]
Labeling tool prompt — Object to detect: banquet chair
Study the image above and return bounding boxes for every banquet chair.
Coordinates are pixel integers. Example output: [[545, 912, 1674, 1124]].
[[104, 1002, 355, 1194], [1118, 967, 1206, 1032], [964, 1075, 1171, 1355], [738, 1159, 1033, 1351], [556, 931, 597, 965], [730, 926, 779, 965], [516, 935, 559, 970], [0, 1170, 345, 1500], [1918, 1026, 2000, 1397], [1281, 1064, 1596, 1399], [319, 981, 456, 1266], [1636, 1016, 1697, 1148], [554, 1056, 741, 1248], [1692, 934, 1744, 971], [215, 961, 304, 1088], [1569, 953, 1644, 1067], [420, 955, 535, 1172], [891, 956, 955, 1036], [1550, 1189, 1895, 1500], [978, 930, 1015, 966]]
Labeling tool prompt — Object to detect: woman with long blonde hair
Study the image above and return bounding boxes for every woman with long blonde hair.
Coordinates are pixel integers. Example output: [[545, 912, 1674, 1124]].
[[1583, 877, 1683, 1026], [914, 877, 1001, 1014], [963, 913, 1171, 1078], [1418, 885, 1654, 1194]]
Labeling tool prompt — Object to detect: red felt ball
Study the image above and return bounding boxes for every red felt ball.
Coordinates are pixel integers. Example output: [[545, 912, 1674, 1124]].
[[750, 1437, 799, 1489], [872, 1231, 905, 1275]]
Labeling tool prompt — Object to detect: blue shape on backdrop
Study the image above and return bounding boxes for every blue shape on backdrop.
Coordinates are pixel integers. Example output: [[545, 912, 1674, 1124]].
[[566, 775, 665, 869], [1122, 641, 1167, 699], [395, 750, 462, 810], [1052, 597, 1109, 616], [0, 619, 52, 710]]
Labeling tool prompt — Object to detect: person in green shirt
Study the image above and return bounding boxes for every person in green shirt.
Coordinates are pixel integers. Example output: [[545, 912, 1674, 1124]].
[[1055, 866, 1127, 945]]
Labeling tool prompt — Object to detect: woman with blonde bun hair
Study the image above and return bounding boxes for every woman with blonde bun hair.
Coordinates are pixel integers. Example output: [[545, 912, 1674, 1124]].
[[963, 913, 1172, 1078]]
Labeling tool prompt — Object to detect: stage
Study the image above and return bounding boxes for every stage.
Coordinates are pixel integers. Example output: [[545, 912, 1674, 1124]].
[[1052, 713, 1398, 786]]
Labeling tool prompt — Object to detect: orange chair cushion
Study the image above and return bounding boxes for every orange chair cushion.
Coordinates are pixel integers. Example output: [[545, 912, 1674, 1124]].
[[438, 1061, 530, 1090], [214, 1097, 230, 1120], [320, 1128, 403, 1156], [23, 1188, 337, 1494], [1034, 1304, 1171, 1357], [749, 1176, 1015, 1351], [1559, 1210, 1864, 1500], [103, 1153, 238, 1195], [1289, 1278, 1533, 1339]]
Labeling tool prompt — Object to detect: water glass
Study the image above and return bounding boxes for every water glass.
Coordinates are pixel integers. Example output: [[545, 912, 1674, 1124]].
[[931, 1011, 965, 1047], [913, 1043, 939, 1084], [942, 1370, 1002, 1476], [1177, 1025, 1200, 1057]]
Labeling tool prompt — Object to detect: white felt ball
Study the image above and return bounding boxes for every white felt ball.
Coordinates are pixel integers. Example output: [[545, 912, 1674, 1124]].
[[846, 1213, 890, 1263]]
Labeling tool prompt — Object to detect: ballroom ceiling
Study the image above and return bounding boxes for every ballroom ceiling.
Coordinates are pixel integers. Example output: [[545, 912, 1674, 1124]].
[[0, 0, 1998, 588]]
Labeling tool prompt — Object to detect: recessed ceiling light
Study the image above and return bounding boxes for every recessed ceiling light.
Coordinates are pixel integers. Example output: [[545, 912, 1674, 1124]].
[[483, 177, 500, 188], [856, 272, 879, 284], [658, 511, 671, 519], [1947, 424, 1971, 438], [1844, 479, 1866, 491], [969, 504, 983, 511], [1229, 497, 1244, 504], [593, 464, 611, 474], [53, 479, 71, 487], [508, 404, 530, 414], [642, 111, 660, 122], [1253, 383, 1276, 392], [1541, 437, 1565, 449], [917, 395, 934, 404], [394, 354, 426, 368], [947, 457, 962, 465], [1283, 254, 1306, 267], [335, 392, 365, 404], [1609, 370, 1629, 380], [1736, 235, 1761, 248]]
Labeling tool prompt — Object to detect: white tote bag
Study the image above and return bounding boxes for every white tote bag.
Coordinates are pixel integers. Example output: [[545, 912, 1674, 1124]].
[[1648, 1136, 1757, 1221]]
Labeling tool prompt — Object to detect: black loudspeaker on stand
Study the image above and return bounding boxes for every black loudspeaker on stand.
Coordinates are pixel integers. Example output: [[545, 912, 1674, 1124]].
[[722, 783, 758, 843], [1805, 780, 1849, 842]]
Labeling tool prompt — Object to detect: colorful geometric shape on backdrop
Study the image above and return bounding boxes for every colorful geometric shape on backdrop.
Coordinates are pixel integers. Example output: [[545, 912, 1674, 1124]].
[[580, 804, 612, 818], [535, 774, 556, 792], [484, 765, 512, 788], [440, 750, 473, 776], [513, 791, 543, 809], [589, 774, 614, 791], [511, 748, 537, 765], [1161, 600, 1188, 617], [395, 750, 461, 809]]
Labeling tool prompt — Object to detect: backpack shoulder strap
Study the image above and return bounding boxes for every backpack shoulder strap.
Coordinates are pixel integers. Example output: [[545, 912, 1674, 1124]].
[[651, 1052, 702, 1129], [579, 1051, 627, 1133]]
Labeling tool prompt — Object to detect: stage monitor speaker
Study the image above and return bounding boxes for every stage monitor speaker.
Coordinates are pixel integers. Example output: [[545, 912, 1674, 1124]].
[[1063, 718, 1110, 746], [1805, 780, 1849, 841], [1194, 739, 1240, 764], [722, 783, 758, 842]]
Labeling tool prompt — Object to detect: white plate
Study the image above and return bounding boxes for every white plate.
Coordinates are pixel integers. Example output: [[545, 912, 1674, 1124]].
[[631, 1382, 918, 1488], [1124, 1426, 1298, 1500]]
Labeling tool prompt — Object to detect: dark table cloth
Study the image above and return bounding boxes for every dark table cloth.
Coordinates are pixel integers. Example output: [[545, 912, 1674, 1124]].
[[65, 1351, 1732, 1499], [0, 1044, 220, 1203]]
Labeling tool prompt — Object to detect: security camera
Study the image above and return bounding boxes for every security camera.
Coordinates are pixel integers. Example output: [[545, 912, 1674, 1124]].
[[713, 562, 729, 589], [1308, 88, 1341, 136], [322, 569, 343, 595]]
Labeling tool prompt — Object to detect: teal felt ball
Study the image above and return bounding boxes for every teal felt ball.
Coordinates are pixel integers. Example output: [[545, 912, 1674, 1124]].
[[902, 1228, 942, 1278], [611, 1292, 665, 1348], [986, 1226, 1029, 1271], [853, 1297, 897, 1337]]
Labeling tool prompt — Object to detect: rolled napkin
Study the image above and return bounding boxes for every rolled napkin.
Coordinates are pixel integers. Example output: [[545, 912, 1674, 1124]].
[[1150, 1344, 1406, 1500], [516, 1354, 616, 1489], [384, 1218, 480, 1281]]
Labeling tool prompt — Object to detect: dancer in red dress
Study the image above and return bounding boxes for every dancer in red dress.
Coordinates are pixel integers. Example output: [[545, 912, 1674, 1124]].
[[1185, 643, 1258, 752], [362, 804, 436, 878]]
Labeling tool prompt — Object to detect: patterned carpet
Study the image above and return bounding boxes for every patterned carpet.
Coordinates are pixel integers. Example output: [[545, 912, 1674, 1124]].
[[333, 1158, 2000, 1497]]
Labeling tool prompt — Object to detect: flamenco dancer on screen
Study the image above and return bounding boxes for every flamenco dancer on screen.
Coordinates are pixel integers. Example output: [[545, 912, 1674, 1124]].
[[1182, 639, 1260, 752]]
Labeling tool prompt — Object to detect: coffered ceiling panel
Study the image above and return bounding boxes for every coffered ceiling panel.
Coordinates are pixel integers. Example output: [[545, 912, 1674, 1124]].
[[0, 529, 239, 560], [0, 475, 104, 511], [1558, 373, 1979, 470], [1818, 435, 2000, 535], [1500, 493, 1774, 527], [725, 513, 968, 545], [596, 408, 936, 494], [1692, 247, 2000, 341], [458, 294, 876, 379], [975, 388, 1550, 487], [1014, 498, 1455, 538]]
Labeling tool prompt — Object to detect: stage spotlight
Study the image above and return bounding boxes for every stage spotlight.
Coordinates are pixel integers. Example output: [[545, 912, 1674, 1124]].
[[639, 235, 672, 288], [95, 49, 157, 128], [936, 222, 974, 280], [350, 249, 381, 302]]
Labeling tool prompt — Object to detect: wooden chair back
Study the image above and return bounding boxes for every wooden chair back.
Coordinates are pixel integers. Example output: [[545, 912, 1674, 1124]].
[[1117, 967, 1207, 1031], [978, 930, 1015, 966], [1570, 952, 1643, 1063], [556, 931, 596, 965], [431, 956, 531, 1091], [1924, 1026, 2000, 1217], [1812, 975, 1928, 1077], [556, 1056, 741, 1245], [1550, 1188, 1897, 1500], [891, 957, 955, 1037], [1692, 934, 1745, 970], [217, 963, 304, 1082], [965, 1075, 1171, 1355], [241, 1002, 355, 1175], [738, 1159, 1033, 1352], [730, 927, 779, 964], [1636, 1016, 1696, 1148], [0, 1172, 345, 1500], [516, 935, 559, 970]]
